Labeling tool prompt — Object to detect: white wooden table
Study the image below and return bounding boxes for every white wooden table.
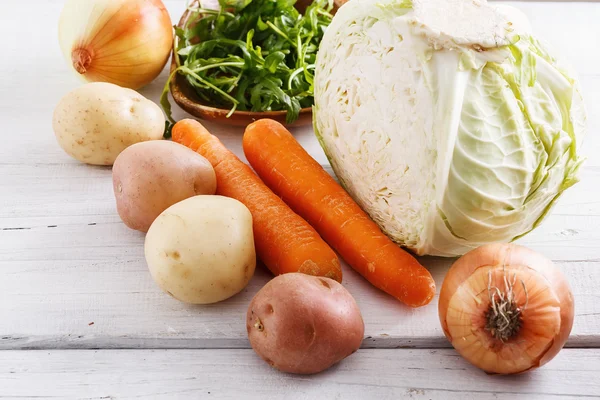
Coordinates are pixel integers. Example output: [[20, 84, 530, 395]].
[[1, 1, 599, 398]]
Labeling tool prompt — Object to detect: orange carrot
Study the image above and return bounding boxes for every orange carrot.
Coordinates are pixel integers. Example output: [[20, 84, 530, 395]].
[[172, 119, 342, 282], [243, 119, 435, 307]]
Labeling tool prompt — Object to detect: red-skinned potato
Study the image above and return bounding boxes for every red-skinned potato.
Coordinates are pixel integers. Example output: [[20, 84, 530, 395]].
[[113, 140, 216, 232], [247, 273, 364, 374]]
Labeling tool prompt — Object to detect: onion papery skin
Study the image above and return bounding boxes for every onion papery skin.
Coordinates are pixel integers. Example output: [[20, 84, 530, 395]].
[[439, 243, 574, 374], [58, 0, 173, 90]]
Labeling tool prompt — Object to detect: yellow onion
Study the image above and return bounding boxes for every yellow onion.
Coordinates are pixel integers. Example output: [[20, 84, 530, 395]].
[[58, 0, 173, 90], [439, 243, 574, 374]]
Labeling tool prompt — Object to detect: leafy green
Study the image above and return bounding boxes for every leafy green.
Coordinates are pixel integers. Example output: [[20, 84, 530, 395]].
[[312, 0, 586, 256], [162, 0, 333, 126]]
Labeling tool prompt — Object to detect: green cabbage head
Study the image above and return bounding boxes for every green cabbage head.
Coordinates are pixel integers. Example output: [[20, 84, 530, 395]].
[[314, 0, 586, 256]]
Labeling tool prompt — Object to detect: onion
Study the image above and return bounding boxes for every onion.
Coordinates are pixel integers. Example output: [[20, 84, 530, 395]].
[[438, 243, 574, 374], [58, 0, 173, 90]]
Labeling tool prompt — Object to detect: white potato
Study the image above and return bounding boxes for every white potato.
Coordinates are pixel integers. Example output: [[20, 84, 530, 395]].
[[52, 82, 165, 165], [145, 195, 256, 304]]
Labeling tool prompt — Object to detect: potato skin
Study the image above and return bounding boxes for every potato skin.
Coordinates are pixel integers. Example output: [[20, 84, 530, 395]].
[[247, 273, 364, 374], [113, 140, 216, 232], [145, 195, 256, 304], [52, 82, 165, 165]]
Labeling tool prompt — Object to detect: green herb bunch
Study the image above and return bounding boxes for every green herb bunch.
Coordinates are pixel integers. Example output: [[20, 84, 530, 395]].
[[162, 0, 334, 125]]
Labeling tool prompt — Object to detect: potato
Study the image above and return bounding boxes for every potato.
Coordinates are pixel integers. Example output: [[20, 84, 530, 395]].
[[113, 141, 216, 232], [145, 195, 256, 304], [52, 82, 165, 165], [247, 273, 364, 374]]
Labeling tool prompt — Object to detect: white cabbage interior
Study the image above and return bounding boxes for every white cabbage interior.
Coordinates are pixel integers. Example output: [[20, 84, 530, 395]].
[[315, 0, 585, 256]]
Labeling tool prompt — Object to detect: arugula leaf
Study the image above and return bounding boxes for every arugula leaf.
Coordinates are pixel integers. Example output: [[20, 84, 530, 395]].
[[219, 0, 253, 11], [264, 51, 286, 73], [162, 0, 333, 123], [256, 17, 269, 31]]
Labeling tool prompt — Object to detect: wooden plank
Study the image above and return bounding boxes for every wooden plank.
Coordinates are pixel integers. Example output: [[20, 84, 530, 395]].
[[2, 164, 600, 255], [0, 2, 598, 167], [0, 213, 597, 349], [0, 349, 599, 399]]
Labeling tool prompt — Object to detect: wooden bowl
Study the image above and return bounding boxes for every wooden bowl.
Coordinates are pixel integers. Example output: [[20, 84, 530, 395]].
[[169, 0, 343, 127]]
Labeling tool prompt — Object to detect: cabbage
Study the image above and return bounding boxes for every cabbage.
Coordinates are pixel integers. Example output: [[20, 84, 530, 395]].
[[314, 0, 586, 256]]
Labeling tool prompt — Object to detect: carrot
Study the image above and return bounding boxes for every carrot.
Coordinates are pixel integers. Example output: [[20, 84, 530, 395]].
[[172, 119, 342, 282], [242, 119, 436, 307]]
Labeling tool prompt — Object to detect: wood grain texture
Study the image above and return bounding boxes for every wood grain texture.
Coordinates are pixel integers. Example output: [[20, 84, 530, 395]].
[[1, 349, 599, 399], [0, 0, 599, 354], [0, 0, 599, 351], [0, 0, 599, 396], [1, 207, 599, 350]]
